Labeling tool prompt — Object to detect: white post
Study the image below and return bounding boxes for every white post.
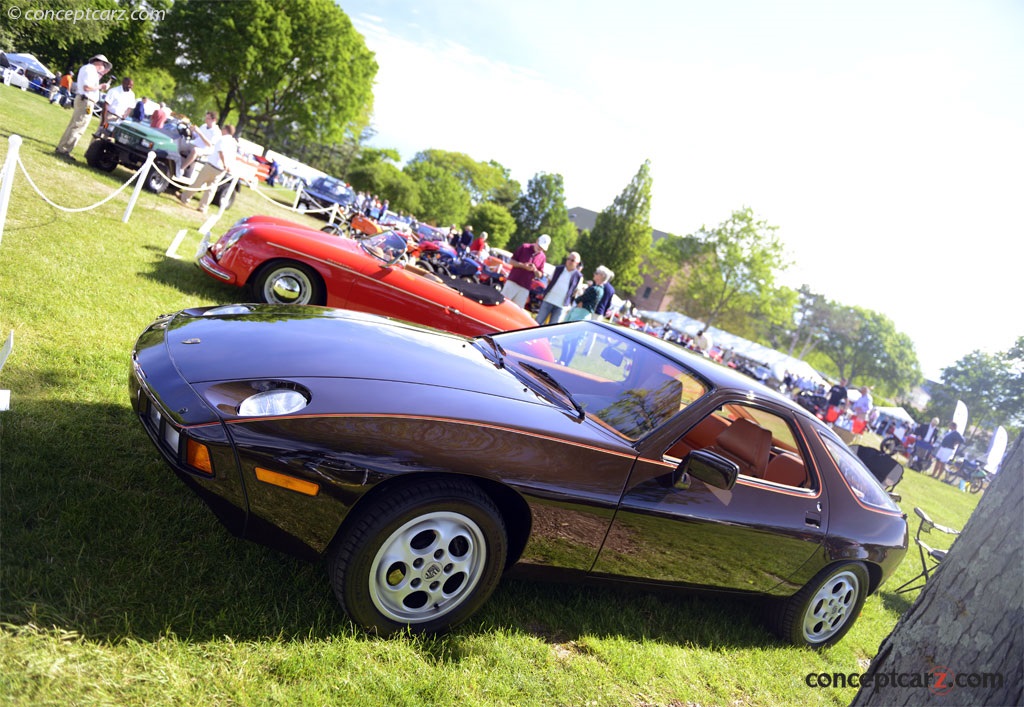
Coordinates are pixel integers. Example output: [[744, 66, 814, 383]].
[[122, 151, 155, 223], [293, 183, 303, 210], [0, 134, 22, 246], [165, 229, 188, 259], [329, 203, 339, 225], [0, 330, 13, 412]]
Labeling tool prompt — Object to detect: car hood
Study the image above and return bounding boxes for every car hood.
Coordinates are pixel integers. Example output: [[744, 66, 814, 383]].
[[160, 305, 526, 398]]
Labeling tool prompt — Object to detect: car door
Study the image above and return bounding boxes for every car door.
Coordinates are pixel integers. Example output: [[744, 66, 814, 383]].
[[591, 399, 827, 593]]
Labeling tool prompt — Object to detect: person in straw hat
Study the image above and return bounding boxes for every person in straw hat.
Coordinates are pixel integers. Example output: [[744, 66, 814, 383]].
[[55, 54, 112, 159]]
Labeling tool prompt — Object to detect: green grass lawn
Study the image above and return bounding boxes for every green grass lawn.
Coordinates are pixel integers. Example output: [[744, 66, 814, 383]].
[[0, 88, 983, 706]]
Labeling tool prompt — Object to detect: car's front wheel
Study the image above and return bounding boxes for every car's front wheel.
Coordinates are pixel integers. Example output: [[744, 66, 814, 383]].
[[880, 437, 898, 456], [767, 562, 869, 648], [85, 140, 119, 172], [251, 261, 325, 305], [328, 480, 507, 635]]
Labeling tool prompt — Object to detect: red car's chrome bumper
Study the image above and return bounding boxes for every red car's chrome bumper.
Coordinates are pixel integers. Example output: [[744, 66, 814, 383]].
[[197, 253, 237, 283]]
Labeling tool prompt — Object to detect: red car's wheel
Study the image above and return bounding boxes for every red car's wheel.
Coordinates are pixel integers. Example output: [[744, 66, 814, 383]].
[[251, 261, 325, 306]]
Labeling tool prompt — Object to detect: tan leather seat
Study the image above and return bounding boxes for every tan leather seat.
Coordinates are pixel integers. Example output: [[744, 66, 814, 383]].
[[764, 453, 807, 488], [709, 418, 772, 479]]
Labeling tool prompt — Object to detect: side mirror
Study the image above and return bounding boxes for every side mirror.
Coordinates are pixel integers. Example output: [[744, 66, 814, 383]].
[[676, 449, 739, 490]]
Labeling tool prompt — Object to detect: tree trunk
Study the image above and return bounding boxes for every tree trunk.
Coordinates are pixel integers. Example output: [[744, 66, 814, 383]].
[[851, 433, 1023, 706]]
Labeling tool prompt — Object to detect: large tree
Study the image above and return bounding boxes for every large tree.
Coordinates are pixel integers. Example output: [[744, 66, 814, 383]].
[[508, 172, 577, 265], [809, 305, 922, 395], [403, 161, 470, 226], [346, 161, 422, 217], [850, 433, 1023, 706], [155, 0, 376, 139], [406, 150, 520, 206], [662, 207, 789, 331], [576, 160, 653, 294], [466, 202, 517, 250]]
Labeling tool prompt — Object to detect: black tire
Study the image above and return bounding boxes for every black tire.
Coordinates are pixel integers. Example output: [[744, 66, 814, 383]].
[[212, 183, 236, 210], [879, 437, 897, 456], [766, 562, 869, 649], [250, 261, 326, 305], [970, 478, 984, 494], [328, 479, 507, 635], [144, 163, 170, 194], [85, 140, 118, 172]]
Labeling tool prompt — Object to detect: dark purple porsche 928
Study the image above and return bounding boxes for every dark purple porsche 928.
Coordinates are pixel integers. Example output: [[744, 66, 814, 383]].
[[129, 305, 907, 647]]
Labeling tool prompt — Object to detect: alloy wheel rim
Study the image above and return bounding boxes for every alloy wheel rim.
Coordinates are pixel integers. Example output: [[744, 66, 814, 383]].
[[802, 570, 859, 643], [368, 511, 487, 624]]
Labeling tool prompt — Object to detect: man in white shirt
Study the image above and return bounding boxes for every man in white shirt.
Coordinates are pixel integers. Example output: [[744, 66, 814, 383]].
[[180, 124, 237, 213], [55, 54, 112, 158], [179, 111, 221, 176], [100, 77, 135, 128]]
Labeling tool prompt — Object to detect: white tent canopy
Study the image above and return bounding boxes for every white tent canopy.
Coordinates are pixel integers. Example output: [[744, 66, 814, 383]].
[[640, 310, 828, 387]]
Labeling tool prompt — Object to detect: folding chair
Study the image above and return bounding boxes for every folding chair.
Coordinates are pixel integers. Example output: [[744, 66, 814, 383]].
[[894, 507, 960, 594]]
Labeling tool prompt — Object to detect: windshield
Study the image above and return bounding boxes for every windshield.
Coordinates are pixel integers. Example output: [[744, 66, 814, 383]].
[[484, 323, 708, 440], [359, 231, 407, 266], [314, 178, 353, 199]]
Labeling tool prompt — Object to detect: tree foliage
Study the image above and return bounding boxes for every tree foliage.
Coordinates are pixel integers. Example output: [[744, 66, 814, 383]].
[[155, 0, 376, 140], [807, 305, 922, 396], [0, 0, 170, 74], [662, 207, 789, 331], [403, 161, 470, 226], [406, 150, 520, 206], [465, 202, 517, 250], [922, 337, 1024, 437], [577, 161, 654, 294], [508, 172, 577, 265], [346, 161, 422, 217]]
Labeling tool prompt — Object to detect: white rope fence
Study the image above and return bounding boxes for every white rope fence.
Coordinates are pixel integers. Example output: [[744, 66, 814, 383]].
[[0, 134, 158, 243]]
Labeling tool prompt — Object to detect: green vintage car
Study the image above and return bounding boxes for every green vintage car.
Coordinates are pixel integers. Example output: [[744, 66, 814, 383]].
[[85, 118, 253, 209]]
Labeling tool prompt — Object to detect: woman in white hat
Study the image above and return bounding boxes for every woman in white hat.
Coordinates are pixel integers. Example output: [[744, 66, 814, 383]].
[[55, 54, 112, 158]]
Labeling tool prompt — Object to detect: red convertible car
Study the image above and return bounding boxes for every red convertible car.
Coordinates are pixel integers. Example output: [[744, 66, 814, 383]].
[[197, 215, 536, 337]]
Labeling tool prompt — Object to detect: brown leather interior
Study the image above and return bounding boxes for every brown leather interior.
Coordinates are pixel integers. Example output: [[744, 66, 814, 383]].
[[763, 453, 807, 488], [708, 418, 772, 479]]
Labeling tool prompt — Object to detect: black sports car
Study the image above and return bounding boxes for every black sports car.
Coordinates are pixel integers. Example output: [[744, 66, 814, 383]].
[[129, 307, 907, 647]]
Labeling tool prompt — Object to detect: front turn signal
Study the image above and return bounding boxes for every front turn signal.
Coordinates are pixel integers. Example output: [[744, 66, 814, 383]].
[[186, 439, 214, 476]]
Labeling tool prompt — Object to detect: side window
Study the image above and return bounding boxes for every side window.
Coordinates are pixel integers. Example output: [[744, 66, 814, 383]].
[[666, 404, 813, 489]]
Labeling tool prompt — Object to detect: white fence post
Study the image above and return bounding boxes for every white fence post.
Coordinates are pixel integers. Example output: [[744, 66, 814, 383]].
[[0, 330, 13, 412], [0, 134, 23, 246], [293, 183, 303, 210], [122, 151, 155, 223]]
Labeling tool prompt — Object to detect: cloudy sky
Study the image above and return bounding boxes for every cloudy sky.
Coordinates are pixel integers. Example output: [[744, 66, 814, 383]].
[[340, 0, 1024, 380]]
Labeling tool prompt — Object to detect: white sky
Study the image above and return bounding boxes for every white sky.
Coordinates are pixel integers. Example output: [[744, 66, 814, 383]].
[[340, 0, 1024, 380]]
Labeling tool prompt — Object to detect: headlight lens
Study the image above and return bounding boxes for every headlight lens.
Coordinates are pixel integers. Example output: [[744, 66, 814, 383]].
[[203, 304, 253, 317], [141, 139, 154, 149], [238, 389, 309, 417]]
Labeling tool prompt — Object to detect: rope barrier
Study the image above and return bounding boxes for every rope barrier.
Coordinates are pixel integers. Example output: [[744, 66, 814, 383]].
[[148, 159, 236, 195], [248, 179, 337, 214], [16, 154, 145, 213]]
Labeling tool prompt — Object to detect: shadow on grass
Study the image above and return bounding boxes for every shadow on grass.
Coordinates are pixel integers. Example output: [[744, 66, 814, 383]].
[[138, 244, 240, 302], [0, 396, 777, 653]]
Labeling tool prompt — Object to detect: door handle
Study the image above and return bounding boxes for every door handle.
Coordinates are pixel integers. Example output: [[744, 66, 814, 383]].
[[805, 513, 821, 528]]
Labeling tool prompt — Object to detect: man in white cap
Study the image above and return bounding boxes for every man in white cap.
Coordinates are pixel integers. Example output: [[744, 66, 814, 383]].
[[55, 54, 112, 158], [502, 233, 550, 308]]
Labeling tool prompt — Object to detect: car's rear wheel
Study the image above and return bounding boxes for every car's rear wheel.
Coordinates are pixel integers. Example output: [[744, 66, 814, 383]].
[[144, 162, 170, 193], [767, 562, 868, 648], [251, 261, 325, 306], [328, 480, 507, 635], [85, 140, 118, 172], [880, 437, 898, 456], [213, 183, 236, 210]]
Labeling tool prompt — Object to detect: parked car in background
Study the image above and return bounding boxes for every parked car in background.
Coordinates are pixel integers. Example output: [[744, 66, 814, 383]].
[[85, 118, 256, 209], [0, 52, 54, 84], [197, 215, 537, 337], [130, 313, 907, 648], [1, 65, 30, 91], [298, 176, 356, 216]]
